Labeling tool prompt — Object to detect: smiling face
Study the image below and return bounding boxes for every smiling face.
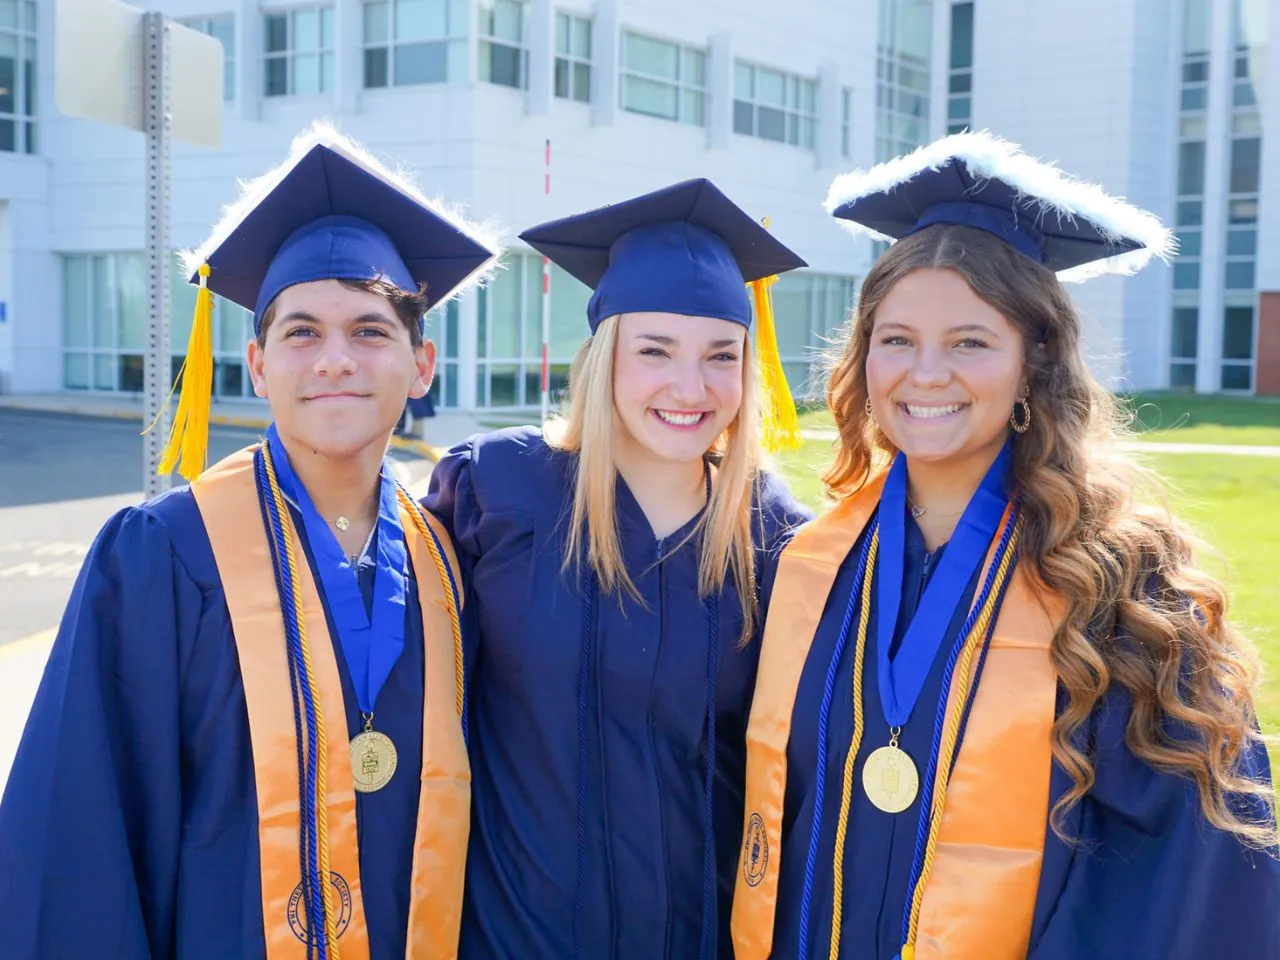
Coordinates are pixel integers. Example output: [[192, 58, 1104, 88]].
[[246, 278, 434, 460], [610, 311, 746, 466], [865, 267, 1026, 470]]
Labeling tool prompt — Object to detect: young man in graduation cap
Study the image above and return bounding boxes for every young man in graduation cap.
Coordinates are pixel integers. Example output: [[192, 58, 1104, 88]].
[[732, 131, 1279, 960], [0, 125, 499, 960], [426, 179, 812, 960]]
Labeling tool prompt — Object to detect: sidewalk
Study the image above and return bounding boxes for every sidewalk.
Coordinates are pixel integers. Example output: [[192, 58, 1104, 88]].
[[0, 630, 55, 791]]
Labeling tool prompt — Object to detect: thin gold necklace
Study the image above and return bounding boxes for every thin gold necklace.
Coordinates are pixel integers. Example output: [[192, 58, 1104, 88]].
[[280, 492, 374, 532], [906, 496, 966, 520]]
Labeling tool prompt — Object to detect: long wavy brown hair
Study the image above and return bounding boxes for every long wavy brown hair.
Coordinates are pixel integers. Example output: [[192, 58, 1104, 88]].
[[824, 223, 1276, 848]]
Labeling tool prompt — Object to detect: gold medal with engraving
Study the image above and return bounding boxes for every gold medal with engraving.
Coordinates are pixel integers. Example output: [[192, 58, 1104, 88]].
[[350, 715, 398, 793], [861, 729, 919, 813]]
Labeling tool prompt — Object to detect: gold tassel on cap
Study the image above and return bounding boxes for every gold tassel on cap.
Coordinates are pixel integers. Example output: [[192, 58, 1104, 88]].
[[158, 263, 215, 480], [749, 235, 801, 453]]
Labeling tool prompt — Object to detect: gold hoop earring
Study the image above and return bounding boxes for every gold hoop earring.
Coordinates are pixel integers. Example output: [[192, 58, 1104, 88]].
[[1010, 396, 1032, 434]]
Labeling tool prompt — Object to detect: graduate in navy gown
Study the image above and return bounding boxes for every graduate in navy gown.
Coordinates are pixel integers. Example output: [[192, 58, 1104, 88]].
[[732, 132, 1280, 960], [424, 180, 814, 960], [0, 125, 498, 959]]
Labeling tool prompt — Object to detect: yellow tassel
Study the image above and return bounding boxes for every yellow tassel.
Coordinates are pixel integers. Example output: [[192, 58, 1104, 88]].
[[750, 272, 801, 454], [158, 263, 215, 481], [901, 946, 915, 960]]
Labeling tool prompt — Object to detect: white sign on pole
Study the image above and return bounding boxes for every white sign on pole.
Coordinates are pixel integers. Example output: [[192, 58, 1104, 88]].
[[55, 0, 224, 496], [54, 0, 223, 150]]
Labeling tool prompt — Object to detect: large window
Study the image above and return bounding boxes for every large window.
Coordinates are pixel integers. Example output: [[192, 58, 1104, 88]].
[[185, 15, 236, 101], [621, 33, 707, 126], [478, 0, 527, 89], [1221, 305, 1255, 390], [876, 0, 932, 161], [1173, 140, 1205, 295], [1169, 0, 1209, 387], [475, 256, 588, 409], [62, 255, 140, 393], [555, 11, 591, 102], [1220, 0, 1267, 392], [1169, 306, 1198, 389], [264, 6, 334, 96], [1225, 135, 1259, 296], [947, 2, 973, 134], [363, 0, 467, 88], [61, 254, 254, 398], [0, 0, 37, 154], [770, 273, 859, 398], [733, 63, 817, 149], [424, 299, 461, 408]]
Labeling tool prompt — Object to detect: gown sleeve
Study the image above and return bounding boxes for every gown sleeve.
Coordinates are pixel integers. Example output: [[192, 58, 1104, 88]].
[[755, 471, 814, 616], [1029, 681, 1280, 959], [421, 438, 486, 687], [421, 438, 483, 563], [0, 506, 195, 959]]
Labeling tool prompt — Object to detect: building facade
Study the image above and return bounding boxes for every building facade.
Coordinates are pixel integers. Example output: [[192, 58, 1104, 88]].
[[0, 0, 1276, 411]]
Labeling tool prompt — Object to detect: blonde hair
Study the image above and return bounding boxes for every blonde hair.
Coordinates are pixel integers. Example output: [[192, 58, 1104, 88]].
[[545, 314, 765, 643], [824, 223, 1276, 850]]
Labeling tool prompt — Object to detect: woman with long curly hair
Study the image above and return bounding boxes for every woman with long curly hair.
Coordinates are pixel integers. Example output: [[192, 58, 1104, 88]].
[[425, 180, 812, 959], [730, 132, 1279, 960]]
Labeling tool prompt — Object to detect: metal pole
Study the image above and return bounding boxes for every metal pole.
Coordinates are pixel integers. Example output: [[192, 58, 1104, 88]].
[[143, 11, 172, 498], [540, 138, 551, 423]]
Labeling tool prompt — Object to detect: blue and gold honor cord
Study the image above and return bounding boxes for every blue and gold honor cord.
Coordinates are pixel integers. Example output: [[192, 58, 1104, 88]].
[[798, 507, 1022, 960], [254, 441, 466, 957]]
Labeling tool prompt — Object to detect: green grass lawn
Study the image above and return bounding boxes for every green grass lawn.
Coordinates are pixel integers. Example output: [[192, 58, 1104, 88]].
[[1126, 392, 1280, 446], [774, 411, 1280, 735]]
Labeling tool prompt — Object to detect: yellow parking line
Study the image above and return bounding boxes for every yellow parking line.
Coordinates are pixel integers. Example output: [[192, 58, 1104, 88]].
[[387, 435, 443, 461], [0, 628, 56, 659]]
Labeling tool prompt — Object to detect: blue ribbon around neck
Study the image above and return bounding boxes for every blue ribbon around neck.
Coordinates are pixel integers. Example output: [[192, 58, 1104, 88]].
[[265, 424, 408, 716], [874, 443, 1012, 730]]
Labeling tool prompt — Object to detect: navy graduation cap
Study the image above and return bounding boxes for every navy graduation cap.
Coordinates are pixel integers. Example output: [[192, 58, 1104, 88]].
[[519, 178, 808, 332], [825, 130, 1174, 281], [187, 126, 499, 331], [519, 178, 809, 451], [160, 124, 500, 481]]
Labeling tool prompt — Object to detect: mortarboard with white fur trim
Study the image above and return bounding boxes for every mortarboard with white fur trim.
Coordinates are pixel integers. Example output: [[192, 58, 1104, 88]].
[[825, 130, 1175, 282]]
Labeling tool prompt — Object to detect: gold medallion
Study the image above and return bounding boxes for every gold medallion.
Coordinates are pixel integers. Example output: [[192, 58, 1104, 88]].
[[335, 515, 351, 532], [349, 729, 398, 793], [862, 742, 919, 813]]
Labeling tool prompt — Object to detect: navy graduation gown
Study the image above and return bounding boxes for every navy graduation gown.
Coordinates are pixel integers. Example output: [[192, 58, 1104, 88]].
[[424, 426, 811, 960], [0, 485, 428, 960], [763, 516, 1280, 959]]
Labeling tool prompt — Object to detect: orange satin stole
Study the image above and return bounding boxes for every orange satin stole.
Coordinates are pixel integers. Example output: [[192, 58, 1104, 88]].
[[192, 447, 471, 960], [732, 474, 1062, 960]]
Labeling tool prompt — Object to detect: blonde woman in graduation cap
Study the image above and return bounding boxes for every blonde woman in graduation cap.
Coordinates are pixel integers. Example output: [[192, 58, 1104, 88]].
[[424, 180, 812, 959], [732, 132, 1279, 960]]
